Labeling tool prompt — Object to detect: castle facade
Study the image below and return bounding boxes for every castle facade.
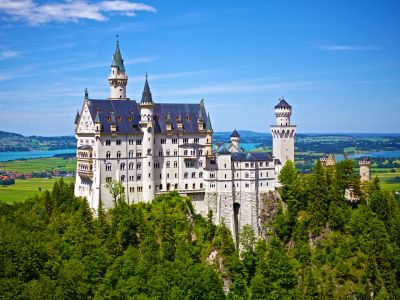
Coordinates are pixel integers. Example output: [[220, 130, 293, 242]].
[[74, 42, 296, 242]]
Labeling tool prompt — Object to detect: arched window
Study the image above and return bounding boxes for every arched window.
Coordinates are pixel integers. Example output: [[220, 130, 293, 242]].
[[184, 150, 188, 156], [120, 175, 125, 182], [137, 162, 142, 169], [166, 161, 171, 168], [174, 161, 178, 167], [199, 172, 203, 178], [106, 163, 112, 171], [129, 150, 134, 158], [105, 139, 111, 146], [192, 172, 196, 178], [120, 163, 125, 170], [117, 151, 121, 158], [106, 151, 111, 159], [137, 151, 142, 157], [200, 183, 203, 189], [199, 150, 203, 156], [129, 162, 134, 170], [147, 148, 151, 155], [184, 172, 188, 179]]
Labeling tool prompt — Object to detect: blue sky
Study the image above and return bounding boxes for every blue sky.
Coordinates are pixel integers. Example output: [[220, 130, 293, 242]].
[[0, 0, 399, 136]]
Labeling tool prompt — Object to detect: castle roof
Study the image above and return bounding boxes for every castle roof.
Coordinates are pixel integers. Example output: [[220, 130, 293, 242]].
[[85, 99, 208, 134], [230, 129, 240, 138], [205, 112, 213, 131], [74, 110, 80, 125], [141, 77, 153, 103], [275, 98, 292, 109], [111, 41, 125, 72], [231, 152, 273, 162]]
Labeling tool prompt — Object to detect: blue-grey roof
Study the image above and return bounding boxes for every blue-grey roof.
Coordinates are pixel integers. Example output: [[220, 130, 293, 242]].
[[275, 98, 292, 109], [74, 110, 80, 125], [231, 152, 273, 162], [206, 112, 212, 131], [230, 129, 240, 138], [111, 42, 125, 72], [141, 77, 153, 103], [86, 99, 208, 134]]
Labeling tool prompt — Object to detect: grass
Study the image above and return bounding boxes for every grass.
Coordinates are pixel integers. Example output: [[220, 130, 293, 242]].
[[0, 177, 75, 203], [0, 157, 76, 173], [374, 171, 400, 192]]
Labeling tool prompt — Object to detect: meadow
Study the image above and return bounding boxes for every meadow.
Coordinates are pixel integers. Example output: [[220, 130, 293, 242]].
[[0, 157, 76, 173], [0, 177, 75, 203]]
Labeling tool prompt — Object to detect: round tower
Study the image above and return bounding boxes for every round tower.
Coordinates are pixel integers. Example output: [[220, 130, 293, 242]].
[[230, 129, 240, 152], [270, 98, 296, 168], [108, 40, 128, 99], [359, 157, 371, 182], [139, 75, 155, 202]]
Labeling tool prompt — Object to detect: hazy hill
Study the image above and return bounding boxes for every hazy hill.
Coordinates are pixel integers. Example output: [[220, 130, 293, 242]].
[[0, 131, 75, 152]]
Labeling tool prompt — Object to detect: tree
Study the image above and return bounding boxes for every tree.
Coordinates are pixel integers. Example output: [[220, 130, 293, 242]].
[[105, 179, 125, 205], [240, 224, 257, 253]]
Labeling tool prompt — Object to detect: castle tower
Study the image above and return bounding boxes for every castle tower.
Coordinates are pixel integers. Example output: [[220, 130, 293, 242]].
[[359, 157, 371, 182], [139, 75, 155, 202], [108, 40, 128, 100], [270, 98, 296, 167], [230, 129, 240, 152]]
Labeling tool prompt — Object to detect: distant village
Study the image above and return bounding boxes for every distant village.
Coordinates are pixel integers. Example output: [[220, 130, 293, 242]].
[[0, 170, 75, 186]]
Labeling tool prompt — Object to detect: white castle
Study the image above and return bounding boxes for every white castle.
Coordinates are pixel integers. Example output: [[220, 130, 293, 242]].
[[74, 41, 296, 242]]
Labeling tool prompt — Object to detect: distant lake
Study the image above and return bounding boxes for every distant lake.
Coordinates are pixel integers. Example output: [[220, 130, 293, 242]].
[[336, 150, 400, 161], [0, 149, 76, 162]]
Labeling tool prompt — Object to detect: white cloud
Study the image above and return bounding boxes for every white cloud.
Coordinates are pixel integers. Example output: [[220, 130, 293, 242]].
[[0, 49, 19, 59], [312, 44, 380, 51], [0, 0, 156, 25]]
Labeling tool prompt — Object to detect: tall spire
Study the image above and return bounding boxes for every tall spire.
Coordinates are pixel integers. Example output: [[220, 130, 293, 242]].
[[111, 40, 125, 72], [141, 75, 153, 103], [205, 112, 212, 131], [74, 109, 80, 125]]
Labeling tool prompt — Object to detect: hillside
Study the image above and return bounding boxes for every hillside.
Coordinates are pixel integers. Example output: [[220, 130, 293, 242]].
[[0, 161, 399, 299], [0, 131, 75, 152]]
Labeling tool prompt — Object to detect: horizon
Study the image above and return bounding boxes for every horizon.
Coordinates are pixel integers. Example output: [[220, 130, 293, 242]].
[[0, 1, 399, 135]]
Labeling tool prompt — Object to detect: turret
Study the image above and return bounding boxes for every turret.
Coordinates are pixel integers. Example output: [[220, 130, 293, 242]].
[[230, 129, 240, 152], [139, 75, 155, 202], [108, 40, 128, 100], [270, 98, 296, 168], [359, 157, 371, 182], [205, 112, 213, 157]]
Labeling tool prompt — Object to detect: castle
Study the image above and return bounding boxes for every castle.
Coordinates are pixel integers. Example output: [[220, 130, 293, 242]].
[[74, 41, 296, 242]]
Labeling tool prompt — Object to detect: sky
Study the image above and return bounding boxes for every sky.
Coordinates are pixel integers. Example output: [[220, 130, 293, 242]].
[[0, 0, 399, 136]]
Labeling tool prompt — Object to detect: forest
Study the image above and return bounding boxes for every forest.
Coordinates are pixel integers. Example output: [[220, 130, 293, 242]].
[[0, 160, 399, 299]]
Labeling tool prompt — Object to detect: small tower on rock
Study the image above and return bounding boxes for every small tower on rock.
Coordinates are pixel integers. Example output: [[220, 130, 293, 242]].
[[270, 98, 296, 167], [230, 129, 240, 152], [359, 157, 371, 182], [108, 40, 128, 100]]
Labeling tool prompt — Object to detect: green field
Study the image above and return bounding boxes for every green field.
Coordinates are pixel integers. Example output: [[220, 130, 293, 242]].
[[0, 157, 76, 173], [375, 171, 400, 192], [0, 177, 75, 203]]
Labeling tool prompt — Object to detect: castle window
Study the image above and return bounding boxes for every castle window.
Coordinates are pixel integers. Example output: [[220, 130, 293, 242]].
[[199, 172, 203, 178], [129, 175, 134, 181], [106, 177, 112, 183], [192, 172, 196, 178], [245, 163, 249, 168], [154, 162, 160, 168], [175, 173, 177, 178], [106, 163, 112, 171], [174, 161, 178, 167], [160, 138, 166, 144], [184, 172, 188, 179], [166, 161, 171, 168], [137, 174, 142, 180], [167, 173, 170, 179], [159, 184, 163, 190], [105, 139, 111, 146], [194, 138, 199, 143], [260, 172, 262, 177], [224, 174, 227, 179], [137, 151, 142, 157], [184, 150, 188, 156], [174, 150, 178, 156], [148, 173, 151, 178], [185, 184, 188, 189], [210, 172, 215, 178], [245, 183, 249, 188], [245, 172, 249, 178], [175, 183, 178, 189], [172, 138, 178, 144], [147, 149, 152, 155], [183, 138, 189, 144], [199, 160, 203, 167], [120, 163, 125, 170], [193, 183, 196, 189], [199, 150, 203, 156], [138, 187, 143, 192], [137, 163, 142, 169], [116, 139, 121, 145], [117, 151, 121, 158], [166, 150, 170, 156], [120, 175, 125, 182], [129, 150, 134, 158], [200, 183, 203, 189], [136, 140, 142, 145], [159, 151, 163, 156], [260, 162, 263, 167], [106, 151, 111, 159], [130, 187, 134, 192]]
